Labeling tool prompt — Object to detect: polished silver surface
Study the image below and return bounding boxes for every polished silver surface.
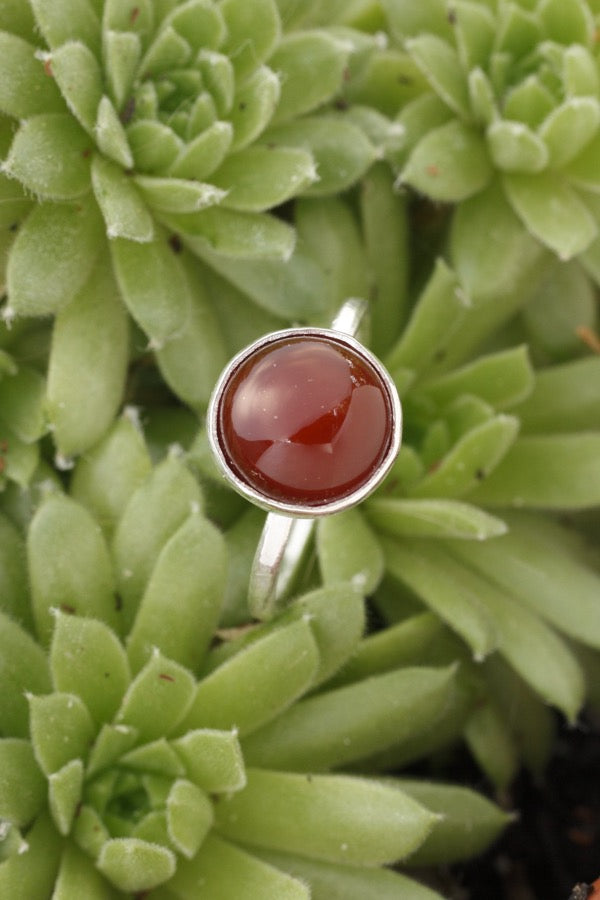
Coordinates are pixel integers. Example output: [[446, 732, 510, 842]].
[[206, 298, 402, 618]]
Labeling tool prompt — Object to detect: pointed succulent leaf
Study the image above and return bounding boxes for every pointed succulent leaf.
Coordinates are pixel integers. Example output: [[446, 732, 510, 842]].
[[50, 612, 131, 726], [503, 77, 555, 129], [398, 779, 512, 865], [211, 145, 317, 211], [6, 200, 104, 317], [523, 258, 596, 358], [192, 236, 326, 317], [172, 729, 246, 794], [166, 779, 213, 858], [464, 698, 519, 789], [495, 5, 540, 56], [176, 206, 296, 260], [167, 834, 309, 900], [0, 32, 64, 117], [46, 41, 103, 134], [166, 0, 226, 52], [367, 498, 508, 541], [135, 176, 225, 214], [95, 95, 134, 168], [91, 154, 154, 242], [30, 0, 100, 52], [486, 120, 548, 173], [0, 738, 46, 826], [0, 813, 62, 898], [102, 0, 154, 37], [317, 508, 383, 595], [406, 35, 470, 119], [503, 171, 597, 260], [181, 619, 319, 736], [120, 737, 185, 776], [111, 454, 202, 628], [155, 262, 228, 407], [168, 121, 233, 180], [450, 181, 544, 307], [127, 511, 226, 674], [0, 171, 33, 229], [70, 414, 153, 539], [262, 583, 366, 688], [126, 120, 183, 172], [241, 665, 456, 771], [402, 119, 493, 202], [539, 0, 594, 45], [296, 195, 369, 320], [0, 515, 31, 630], [28, 493, 119, 645], [432, 542, 585, 721], [467, 433, 600, 509], [220, 0, 281, 81], [131, 809, 170, 846], [563, 44, 600, 97], [97, 838, 176, 893], [52, 842, 118, 900], [116, 649, 196, 743], [0, 2, 37, 41], [0, 611, 50, 738], [385, 258, 467, 375], [4, 114, 92, 200], [382, 537, 498, 661], [215, 768, 438, 865], [452, 1, 495, 70], [539, 97, 600, 167], [409, 416, 520, 499], [0, 422, 39, 487], [328, 613, 444, 689], [138, 25, 191, 78], [46, 255, 129, 456], [254, 849, 445, 900], [515, 357, 600, 434], [269, 31, 350, 123], [103, 29, 141, 110], [111, 228, 191, 345], [417, 346, 534, 410], [72, 803, 110, 859], [29, 692, 95, 775], [265, 115, 377, 196], [230, 65, 281, 150], [449, 512, 600, 650], [197, 49, 235, 117], [86, 724, 138, 777], [565, 130, 600, 193], [48, 757, 85, 835], [359, 163, 409, 355], [380, 0, 453, 42], [0, 365, 45, 443]]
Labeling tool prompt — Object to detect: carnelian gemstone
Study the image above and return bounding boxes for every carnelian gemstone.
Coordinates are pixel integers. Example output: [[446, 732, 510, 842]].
[[216, 334, 394, 508]]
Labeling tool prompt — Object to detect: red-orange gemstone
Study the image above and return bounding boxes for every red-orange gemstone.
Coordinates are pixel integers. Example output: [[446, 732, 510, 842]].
[[216, 334, 394, 508]]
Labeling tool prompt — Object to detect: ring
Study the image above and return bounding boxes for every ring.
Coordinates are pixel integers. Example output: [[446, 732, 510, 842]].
[[207, 299, 402, 618]]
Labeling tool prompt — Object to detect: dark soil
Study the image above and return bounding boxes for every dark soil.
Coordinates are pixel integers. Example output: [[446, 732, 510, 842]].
[[419, 718, 600, 899]]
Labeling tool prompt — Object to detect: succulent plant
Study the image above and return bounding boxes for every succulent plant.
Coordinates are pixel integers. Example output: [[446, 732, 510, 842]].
[[373, 0, 600, 266], [0, 0, 391, 457], [1, 2, 600, 896], [0, 432, 511, 898]]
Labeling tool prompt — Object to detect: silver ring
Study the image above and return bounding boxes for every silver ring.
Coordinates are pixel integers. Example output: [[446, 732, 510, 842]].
[[207, 299, 402, 618]]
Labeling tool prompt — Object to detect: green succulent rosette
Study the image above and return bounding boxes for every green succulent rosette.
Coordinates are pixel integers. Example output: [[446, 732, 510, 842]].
[[0, 0, 392, 457], [0, 431, 512, 898], [371, 0, 600, 267], [187, 184, 600, 791]]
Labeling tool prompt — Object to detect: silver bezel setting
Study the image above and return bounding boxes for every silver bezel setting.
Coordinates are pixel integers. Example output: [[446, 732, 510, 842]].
[[207, 325, 402, 518]]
